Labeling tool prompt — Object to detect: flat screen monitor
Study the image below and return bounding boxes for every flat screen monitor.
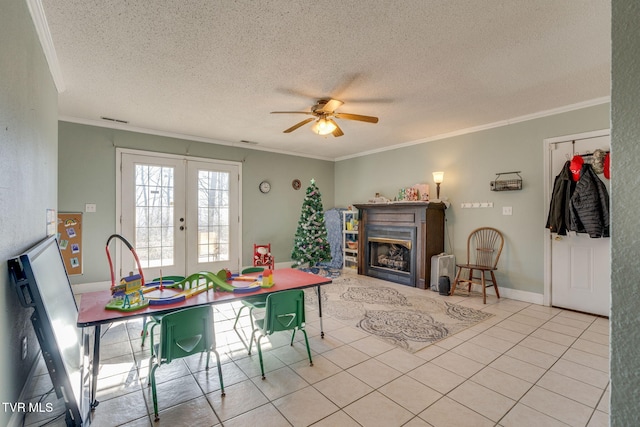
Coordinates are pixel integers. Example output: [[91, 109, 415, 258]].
[[8, 235, 89, 426]]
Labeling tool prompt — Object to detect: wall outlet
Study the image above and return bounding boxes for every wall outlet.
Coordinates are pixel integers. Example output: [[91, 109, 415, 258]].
[[502, 206, 513, 216], [85, 203, 97, 213], [21, 336, 27, 360]]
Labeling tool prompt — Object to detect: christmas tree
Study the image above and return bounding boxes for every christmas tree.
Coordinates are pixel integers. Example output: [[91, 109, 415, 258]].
[[291, 179, 331, 267]]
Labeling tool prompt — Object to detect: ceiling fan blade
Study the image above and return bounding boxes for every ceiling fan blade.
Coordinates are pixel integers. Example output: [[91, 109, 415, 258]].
[[283, 118, 314, 133], [329, 119, 344, 137], [319, 99, 344, 113], [271, 111, 313, 115], [334, 112, 379, 123]]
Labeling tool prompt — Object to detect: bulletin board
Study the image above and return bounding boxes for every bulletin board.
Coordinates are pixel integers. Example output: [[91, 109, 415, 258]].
[[57, 212, 83, 275]]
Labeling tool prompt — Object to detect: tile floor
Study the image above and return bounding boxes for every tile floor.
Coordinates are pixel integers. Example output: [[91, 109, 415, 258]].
[[25, 277, 609, 427]]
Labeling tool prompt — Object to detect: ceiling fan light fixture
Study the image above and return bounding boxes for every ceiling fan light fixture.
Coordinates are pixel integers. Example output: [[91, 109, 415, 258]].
[[311, 117, 336, 135]]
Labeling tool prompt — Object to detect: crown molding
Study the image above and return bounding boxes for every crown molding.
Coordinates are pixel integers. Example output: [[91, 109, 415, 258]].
[[26, 0, 65, 93]]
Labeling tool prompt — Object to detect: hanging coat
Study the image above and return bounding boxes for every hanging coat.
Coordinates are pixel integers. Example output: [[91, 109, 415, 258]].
[[569, 163, 610, 238], [546, 161, 575, 235]]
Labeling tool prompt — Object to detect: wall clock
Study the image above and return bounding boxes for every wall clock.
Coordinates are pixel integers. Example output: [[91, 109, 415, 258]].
[[292, 179, 301, 190], [259, 180, 271, 194]]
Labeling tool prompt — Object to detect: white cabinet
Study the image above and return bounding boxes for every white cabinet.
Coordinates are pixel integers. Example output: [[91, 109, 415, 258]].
[[343, 210, 358, 269]]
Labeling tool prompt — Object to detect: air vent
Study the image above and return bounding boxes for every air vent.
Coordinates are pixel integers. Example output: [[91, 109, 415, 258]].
[[101, 116, 129, 124]]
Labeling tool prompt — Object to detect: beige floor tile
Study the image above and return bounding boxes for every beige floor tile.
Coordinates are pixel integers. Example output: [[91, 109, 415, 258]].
[[505, 344, 559, 369], [273, 385, 339, 426], [432, 334, 465, 350], [310, 409, 361, 427], [519, 335, 569, 357], [222, 403, 290, 427], [520, 385, 593, 427], [193, 361, 245, 393], [562, 348, 609, 373], [448, 380, 516, 422], [489, 354, 546, 383], [322, 343, 370, 369], [407, 362, 466, 394], [250, 366, 309, 401], [450, 341, 502, 365], [414, 343, 448, 361], [580, 330, 609, 346], [537, 370, 604, 407], [233, 350, 285, 378], [588, 319, 610, 336], [344, 391, 414, 427], [530, 328, 577, 346], [541, 321, 586, 338], [468, 333, 515, 353], [470, 366, 533, 400], [290, 354, 342, 384], [597, 386, 610, 413], [379, 375, 442, 414], [347, 358, 402, 388], [431, 351, 485, 378], [571, 337, 609, 358], [481, 325, 526, 344], [314, 371, 373, 407], [350, 335, 397, 357], [418, 396, 494, 427], [330, 324, 371, 343], [504, 313, 546, 328], [143, 375, 204, 415], [153, 396, 219, 426], [375, 348, 427, 373], [89, 389, 149, 427], [551, 359, 609, 389], [588, 410, 609, 427], [205, 379, 269, 421], [500, 402, 569, 427]]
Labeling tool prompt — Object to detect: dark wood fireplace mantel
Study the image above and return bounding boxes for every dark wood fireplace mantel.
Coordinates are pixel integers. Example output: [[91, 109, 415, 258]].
[[354, 202, 445, 289]]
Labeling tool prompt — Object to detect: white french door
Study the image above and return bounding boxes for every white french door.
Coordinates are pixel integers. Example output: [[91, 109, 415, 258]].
[[546, 131, 610, 316], [118, 150, 241, 281]]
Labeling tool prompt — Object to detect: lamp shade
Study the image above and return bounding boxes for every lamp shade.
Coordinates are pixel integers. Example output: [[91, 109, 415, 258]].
[[432, 171, 444, 184], [311, 118, 336, 135]]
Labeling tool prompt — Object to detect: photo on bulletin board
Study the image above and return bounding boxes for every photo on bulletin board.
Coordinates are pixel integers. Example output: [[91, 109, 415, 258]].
[[57, 212, 83, 275]]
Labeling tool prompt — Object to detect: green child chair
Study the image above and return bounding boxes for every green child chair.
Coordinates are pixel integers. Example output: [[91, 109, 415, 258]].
[[140, 275, 186, 347], [248, 289, 313, 379], [233, 267, 267, 352], [148, 305, 225, 421]]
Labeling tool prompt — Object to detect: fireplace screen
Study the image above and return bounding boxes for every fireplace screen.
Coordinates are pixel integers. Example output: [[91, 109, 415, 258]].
[[369, 237, 412, 272]]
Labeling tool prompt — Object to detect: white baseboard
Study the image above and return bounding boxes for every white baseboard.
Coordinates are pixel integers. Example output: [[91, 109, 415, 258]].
[[468, 283, 544, 305]]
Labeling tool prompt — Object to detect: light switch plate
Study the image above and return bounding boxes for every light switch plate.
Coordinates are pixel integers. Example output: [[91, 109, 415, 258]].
[[85, 203, 97, 213], [502, 206, 513, 215]]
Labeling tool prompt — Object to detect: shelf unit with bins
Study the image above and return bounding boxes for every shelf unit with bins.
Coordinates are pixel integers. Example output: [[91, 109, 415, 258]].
[[343, 210, 359, 269]]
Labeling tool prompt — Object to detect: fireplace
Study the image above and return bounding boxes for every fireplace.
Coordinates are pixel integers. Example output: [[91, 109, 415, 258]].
[[365, 226, 416, 286], [355, 203, 445, 289]]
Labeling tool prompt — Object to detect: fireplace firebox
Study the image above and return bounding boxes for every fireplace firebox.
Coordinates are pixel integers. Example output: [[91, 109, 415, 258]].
[[355, 203, 445, 289]]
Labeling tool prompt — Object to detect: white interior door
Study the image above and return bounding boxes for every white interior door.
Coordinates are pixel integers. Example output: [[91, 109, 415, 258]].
[[549, 134, 610, 316], [120, 151, 240, 281]]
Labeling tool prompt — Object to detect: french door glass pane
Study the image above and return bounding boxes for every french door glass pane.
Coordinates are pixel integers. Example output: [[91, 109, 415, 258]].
[[197, 170, 230, 263], [135, 164, 175, 268]]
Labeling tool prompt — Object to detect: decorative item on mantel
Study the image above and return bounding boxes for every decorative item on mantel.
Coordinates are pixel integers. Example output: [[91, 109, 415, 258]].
[[369, 192, 391, 203], [490, 171, 523, 191]]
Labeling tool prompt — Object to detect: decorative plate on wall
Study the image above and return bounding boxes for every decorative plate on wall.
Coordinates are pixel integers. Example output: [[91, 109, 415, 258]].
[[292, 179, 301, 190]]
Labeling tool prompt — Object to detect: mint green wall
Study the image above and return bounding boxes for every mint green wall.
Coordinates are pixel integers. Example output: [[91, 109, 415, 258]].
[[611, 0, 639, 424], [58, 122, 335, 284], [335, 103, 610, 295], [0, 0, 59, 424]]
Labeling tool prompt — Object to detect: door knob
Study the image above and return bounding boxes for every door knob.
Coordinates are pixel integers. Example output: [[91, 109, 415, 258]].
[[180, 225, 185, 231]]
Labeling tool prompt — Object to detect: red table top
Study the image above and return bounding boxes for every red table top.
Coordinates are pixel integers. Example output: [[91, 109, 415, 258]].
[[77, 268, 332, 327]]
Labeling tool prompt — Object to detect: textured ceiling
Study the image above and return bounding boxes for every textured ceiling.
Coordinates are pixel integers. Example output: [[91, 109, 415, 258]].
[[41, 0, 610, 160]]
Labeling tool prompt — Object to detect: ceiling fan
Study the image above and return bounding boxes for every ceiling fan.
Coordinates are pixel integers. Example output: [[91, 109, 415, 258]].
[[271, 99, 379, 137]]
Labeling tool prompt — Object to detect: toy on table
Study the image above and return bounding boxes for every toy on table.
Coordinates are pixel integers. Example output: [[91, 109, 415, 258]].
[[253, 244, 274, 270]]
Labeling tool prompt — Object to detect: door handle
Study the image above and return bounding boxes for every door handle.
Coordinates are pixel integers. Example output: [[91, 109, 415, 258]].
[[180, 225, 185, 231]]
